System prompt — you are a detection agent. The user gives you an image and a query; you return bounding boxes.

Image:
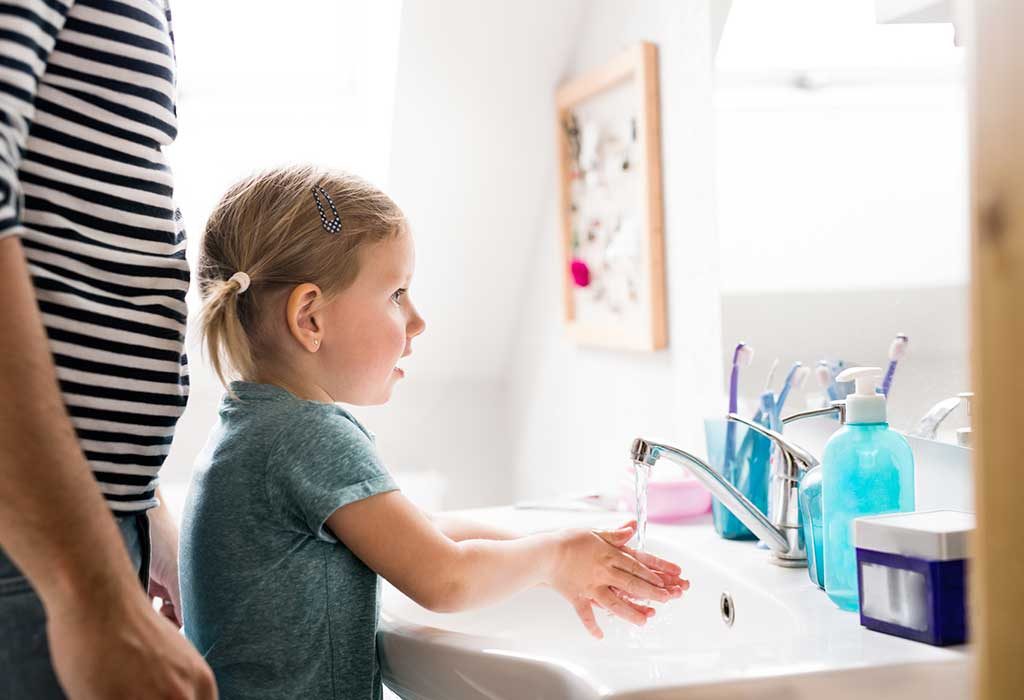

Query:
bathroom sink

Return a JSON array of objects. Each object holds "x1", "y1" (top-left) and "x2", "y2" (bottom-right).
[{"x1": 379, "y1": 507, "x2": 969, "y2": 699}]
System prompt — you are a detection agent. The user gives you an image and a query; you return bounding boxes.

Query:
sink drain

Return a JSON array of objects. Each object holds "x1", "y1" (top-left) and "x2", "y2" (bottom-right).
[{"x1": 720, "y1": 592, "x2": 735, "y2": 628}]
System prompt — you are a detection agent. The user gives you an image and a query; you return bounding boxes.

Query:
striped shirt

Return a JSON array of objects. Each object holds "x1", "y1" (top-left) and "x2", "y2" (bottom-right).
[{"x1": 0, "y1": 0, "x2": 187, "y2": 512}]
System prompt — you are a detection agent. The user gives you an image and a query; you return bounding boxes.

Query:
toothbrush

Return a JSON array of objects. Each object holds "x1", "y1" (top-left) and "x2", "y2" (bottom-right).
[
  {"x1": 751, "y1": 359, "x2": 779, "y2": 425},
  {"x1": 726, "y1": 342, "x2": 755, "y2": 463},
  {"x1": 816, "y1": 361, "x2": 838, "y2": 403},
  {"x1": 881, "y1": 333, "x2": 909, "y2": 396},
  {"x1": 740, "y1": 359, "x2": 777, "y2": 476},
  {"x1": 776, "y1": 363, "x2": 810, "y2": 419},
  {"x1": 753, "y1": 360, "x2": 779, "y2": 551},
  {"x1": 759, "y1": 389, "x2": 778, "y2": 432},
  {"x1": 764, "y1": 358, "x2": 779, "y2": 395}
]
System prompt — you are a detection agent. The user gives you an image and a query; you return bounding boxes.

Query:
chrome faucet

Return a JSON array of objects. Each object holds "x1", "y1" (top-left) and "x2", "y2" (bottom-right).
[
  {"x1": 631, "y1": 413, "x2": 821, "y2": 567},
  {"x1": 910, "y1": 392, "x2": 974, "y2": 446}
]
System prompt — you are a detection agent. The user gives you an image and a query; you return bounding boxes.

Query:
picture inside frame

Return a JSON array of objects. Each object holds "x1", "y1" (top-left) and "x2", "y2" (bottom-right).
[{"x1": 557, "y1": 42, "x2": 666, "y2": 351}]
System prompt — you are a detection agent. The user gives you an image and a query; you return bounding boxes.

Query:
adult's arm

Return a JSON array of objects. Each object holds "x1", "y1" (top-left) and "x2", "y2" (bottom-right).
[
  {"x1": 0, "y1": 3, "x2": 214, "y2": 696},
  {"x1": 0, "y1": 237, "x2": 216, "y2": 699}
]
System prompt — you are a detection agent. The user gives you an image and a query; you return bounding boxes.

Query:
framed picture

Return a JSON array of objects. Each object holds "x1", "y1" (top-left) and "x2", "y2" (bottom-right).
[{"x1": 556, "y1": 41, "x2": 667, "y2": 351}]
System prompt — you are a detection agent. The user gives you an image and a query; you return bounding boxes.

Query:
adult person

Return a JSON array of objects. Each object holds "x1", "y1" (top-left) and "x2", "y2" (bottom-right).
[{"x1": 0, "y1": 1, "x2": 215, "y2": 697}]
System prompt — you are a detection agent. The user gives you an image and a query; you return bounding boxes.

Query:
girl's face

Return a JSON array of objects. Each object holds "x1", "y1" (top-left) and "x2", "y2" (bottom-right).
[{"x1": 317, "y1": 230, "x2": 425, "y2": 405}]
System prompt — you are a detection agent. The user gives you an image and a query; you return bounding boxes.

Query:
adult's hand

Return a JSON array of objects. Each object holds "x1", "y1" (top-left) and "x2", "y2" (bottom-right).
[{"x1": 48, "y1": 589, "x2": 217, "y2": 700}]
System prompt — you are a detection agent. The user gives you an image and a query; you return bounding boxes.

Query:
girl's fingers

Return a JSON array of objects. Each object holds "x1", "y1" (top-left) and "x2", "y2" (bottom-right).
[
  {"x1": 659, "y1": 573, "x2": 690, "y2": 590},
  {"x1": 595, "y1": 587, "x2": 648, "y2": 626},
  {"x1": 610, "y1": 569, "x2": 675, "y2": 602},
  {"x1": 573, "y1": 598, "x2": 604, "y2": 639},
  {"x1": 622, "y1": 545, "x2": 682, "y2": 576},
  {"x1": 609, "y1": 587, "x2": 656, "y2": 618},
  {"x1": 613, "y1": 551, "x2": 666, "y2": 589},
  {"x1": 595, "y1": 521, "x2": 636, "y2": 546}
]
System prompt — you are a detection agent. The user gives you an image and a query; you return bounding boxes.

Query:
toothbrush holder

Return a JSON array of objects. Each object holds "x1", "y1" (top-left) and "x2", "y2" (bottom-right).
[{"x1": 704, "y1": 417, "x2": 772, "y2": 540}]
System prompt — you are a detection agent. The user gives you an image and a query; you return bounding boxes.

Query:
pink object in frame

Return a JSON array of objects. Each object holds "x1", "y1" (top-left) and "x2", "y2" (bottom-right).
[{"x1": 570, "y1": 258, "x2": 591, "y2": 287}]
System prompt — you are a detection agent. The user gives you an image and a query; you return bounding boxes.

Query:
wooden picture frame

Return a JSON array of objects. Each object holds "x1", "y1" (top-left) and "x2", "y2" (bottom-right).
[{"x1": 555, "y1": 42, "x2": 667, "y2": 351}]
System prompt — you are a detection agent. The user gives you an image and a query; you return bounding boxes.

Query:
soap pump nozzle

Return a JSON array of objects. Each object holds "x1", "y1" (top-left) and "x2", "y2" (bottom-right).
[{"x1": 835, "y1": 367, "x2": 887, "y2": 424}]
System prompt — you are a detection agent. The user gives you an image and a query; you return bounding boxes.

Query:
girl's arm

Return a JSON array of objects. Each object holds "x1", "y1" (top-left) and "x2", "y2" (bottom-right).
[
  {"x1": 426, "y1": 512, "x2": 518, "y2": 541},
  {"x1": 327, "y1": 491, "x2": 687, "y2": 637}
]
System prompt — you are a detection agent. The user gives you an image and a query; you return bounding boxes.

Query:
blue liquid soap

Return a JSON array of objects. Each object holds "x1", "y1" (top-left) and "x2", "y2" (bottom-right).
[{"x1": 822, "y1": 367, "x2": 914, "y2": 612}]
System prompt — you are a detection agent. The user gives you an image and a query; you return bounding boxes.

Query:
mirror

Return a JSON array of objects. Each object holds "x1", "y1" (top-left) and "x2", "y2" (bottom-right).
[{"x1": 713, "y1": 1, "x2": 969, "y2": 438}]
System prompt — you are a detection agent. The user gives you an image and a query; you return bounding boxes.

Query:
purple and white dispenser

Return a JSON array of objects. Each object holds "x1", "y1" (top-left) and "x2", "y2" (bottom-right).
[{"x1": 854, "y1": 510, "x2": 973, "y2": 646}]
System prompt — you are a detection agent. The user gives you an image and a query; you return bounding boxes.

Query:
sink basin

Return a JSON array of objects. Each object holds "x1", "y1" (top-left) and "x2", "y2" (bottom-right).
[{"x1": 379, "y1": 507, "x2": 969, "y2": 699}]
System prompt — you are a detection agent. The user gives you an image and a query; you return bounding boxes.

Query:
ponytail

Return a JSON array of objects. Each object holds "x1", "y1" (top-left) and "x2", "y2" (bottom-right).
[{"x1": 198, "y1": 275, "x2": 254, "y2": 392}]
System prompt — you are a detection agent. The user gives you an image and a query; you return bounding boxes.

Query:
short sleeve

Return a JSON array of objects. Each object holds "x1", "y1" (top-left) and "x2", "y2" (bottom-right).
[
  {"x1": 265, "y1": 404, "x2": 399, "y2": 542},
  {"x1": 0, "y1": 1, "x2": 73, "y2": 239}
]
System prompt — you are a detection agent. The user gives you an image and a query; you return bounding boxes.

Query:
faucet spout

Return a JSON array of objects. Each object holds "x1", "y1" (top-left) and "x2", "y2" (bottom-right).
[{"x1": 631, "y1": 438, "x2": 790, "y2": 555}]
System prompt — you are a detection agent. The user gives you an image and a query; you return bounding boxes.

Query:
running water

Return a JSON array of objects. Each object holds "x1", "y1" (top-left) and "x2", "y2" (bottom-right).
[
  {"x1": 634, "y1": 462, "x2": 651, "y2": 552},
  {"x1": 628, "y1": 461, "x2": 654, "y2": 646}
]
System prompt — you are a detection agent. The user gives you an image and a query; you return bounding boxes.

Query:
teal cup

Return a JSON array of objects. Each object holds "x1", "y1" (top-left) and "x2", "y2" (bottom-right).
[{"x1": 703, "y1": 417, "x2": 772, "y2": 540}]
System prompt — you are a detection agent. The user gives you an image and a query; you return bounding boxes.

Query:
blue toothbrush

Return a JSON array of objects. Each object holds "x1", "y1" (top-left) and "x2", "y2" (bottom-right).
[{"x1": 775, "y1": 362, "x2": 810, "y2": 420}]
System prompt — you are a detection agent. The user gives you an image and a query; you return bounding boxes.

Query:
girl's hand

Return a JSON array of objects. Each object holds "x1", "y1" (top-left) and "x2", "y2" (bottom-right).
[
  {"x1": 545, "y1": 521, "x2": 688, "y2": 639},
  {"x1": 148, "y1": 491, "x2": 183, "y2": 627}
]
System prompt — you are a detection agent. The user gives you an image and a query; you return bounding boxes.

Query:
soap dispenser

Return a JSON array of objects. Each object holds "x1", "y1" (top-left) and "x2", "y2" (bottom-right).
[{"x1": 821, "y1": 367, "x2": 915, "y2": 612}]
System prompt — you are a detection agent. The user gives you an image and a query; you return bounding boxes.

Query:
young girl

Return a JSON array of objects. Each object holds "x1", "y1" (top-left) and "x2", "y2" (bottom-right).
[{"x1": 179, "y1": 165, "x2": 688, "y2": 699}]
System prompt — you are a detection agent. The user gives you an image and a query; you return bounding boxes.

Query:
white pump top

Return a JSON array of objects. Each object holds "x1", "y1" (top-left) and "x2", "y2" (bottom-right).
[{"x1": 836, "y1": 366, "x2": 887, "y2": 424}]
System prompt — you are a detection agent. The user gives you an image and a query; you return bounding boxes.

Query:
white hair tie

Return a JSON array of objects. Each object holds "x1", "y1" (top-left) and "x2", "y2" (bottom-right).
[{"x1": 229, "y1": 271, "x2": 251, "y2": 294}]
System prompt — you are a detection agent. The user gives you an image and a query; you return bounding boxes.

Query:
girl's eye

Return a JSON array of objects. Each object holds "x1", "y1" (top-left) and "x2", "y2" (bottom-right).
[{"x1": 391, "y1": 288, "x2": 407, "y2": 303}]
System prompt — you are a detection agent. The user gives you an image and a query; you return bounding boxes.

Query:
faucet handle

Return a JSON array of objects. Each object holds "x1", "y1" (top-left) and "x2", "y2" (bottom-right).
[{"x1": 726, "y1": 413, "x2": 819, "y2": 471}]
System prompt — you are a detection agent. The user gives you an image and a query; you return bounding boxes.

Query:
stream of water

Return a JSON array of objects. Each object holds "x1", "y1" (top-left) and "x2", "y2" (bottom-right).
[{"x1": 634, "y1": 462, "x2": 651, "y2": 553}]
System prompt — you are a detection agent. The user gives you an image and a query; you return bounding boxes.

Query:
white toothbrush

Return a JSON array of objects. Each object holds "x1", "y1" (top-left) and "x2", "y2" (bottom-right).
[
  {"x1": 752, "y1": 359, "x2": 779, "y2": 425},
  {"x1": 776, "y1": 364, "x2": 810, "y2": 418},
  {"x1": 816, "y1": 361, "x2": 838, "y2": 403}
]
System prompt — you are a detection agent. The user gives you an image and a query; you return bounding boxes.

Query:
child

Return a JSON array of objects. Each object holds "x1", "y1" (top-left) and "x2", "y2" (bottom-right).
[{"x1": 179, "y1": 165, "x2": 688, "y2": 699}]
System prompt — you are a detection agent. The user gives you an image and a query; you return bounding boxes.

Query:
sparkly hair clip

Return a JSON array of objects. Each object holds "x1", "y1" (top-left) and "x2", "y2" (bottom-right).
[{"x1": 311, "y1": 184, "x2": 342, "y2": 234}]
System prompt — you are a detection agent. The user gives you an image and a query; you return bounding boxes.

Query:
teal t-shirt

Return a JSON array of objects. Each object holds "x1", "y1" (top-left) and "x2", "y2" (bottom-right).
[{"x1": 180, "y1": 381, "x2": 399, "y2": 699}]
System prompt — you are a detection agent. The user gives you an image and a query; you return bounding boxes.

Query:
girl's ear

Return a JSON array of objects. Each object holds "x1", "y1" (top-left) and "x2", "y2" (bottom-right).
[{"x1": 285, "y1": 283, "x2": 323, "y2": 352}]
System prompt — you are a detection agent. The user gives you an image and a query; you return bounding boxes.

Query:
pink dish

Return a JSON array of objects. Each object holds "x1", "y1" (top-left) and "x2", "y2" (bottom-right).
[{"x1": 617, "y1": 467, "x2": 712, "y2": 523}]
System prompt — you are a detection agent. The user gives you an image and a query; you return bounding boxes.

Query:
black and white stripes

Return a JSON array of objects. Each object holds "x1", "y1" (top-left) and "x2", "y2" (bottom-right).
[{"x1": 1, "y1": 0, "x2": 187, "y2": 512}]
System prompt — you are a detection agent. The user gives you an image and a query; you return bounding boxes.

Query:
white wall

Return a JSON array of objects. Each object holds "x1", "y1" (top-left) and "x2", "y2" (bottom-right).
[
  {"x1": 508, "y1": 0, "x2": 725, "y2": 500},
  {"x1": 161, "y1": 1, "x2": 590, "y2": 509},
  {"x1": 372, "y1": 0, "x2": 588, "y2": 507},
  {"x1": 715, "y1": 82, "x2": 968, "y2": 294},
  {"x1": 713, "y1": 3, "x2": 968, "y2": 296}
]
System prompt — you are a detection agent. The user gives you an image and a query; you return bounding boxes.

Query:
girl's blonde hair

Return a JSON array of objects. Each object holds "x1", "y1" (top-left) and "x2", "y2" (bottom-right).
[{"x1": 197, "y1": 165, "x2": 407, "y2": 388}]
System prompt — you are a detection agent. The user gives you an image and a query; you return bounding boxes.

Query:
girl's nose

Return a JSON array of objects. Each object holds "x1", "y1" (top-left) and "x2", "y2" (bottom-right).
[{"x1": 408, "y1": 305, "x2": 426, "y2": 338}]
